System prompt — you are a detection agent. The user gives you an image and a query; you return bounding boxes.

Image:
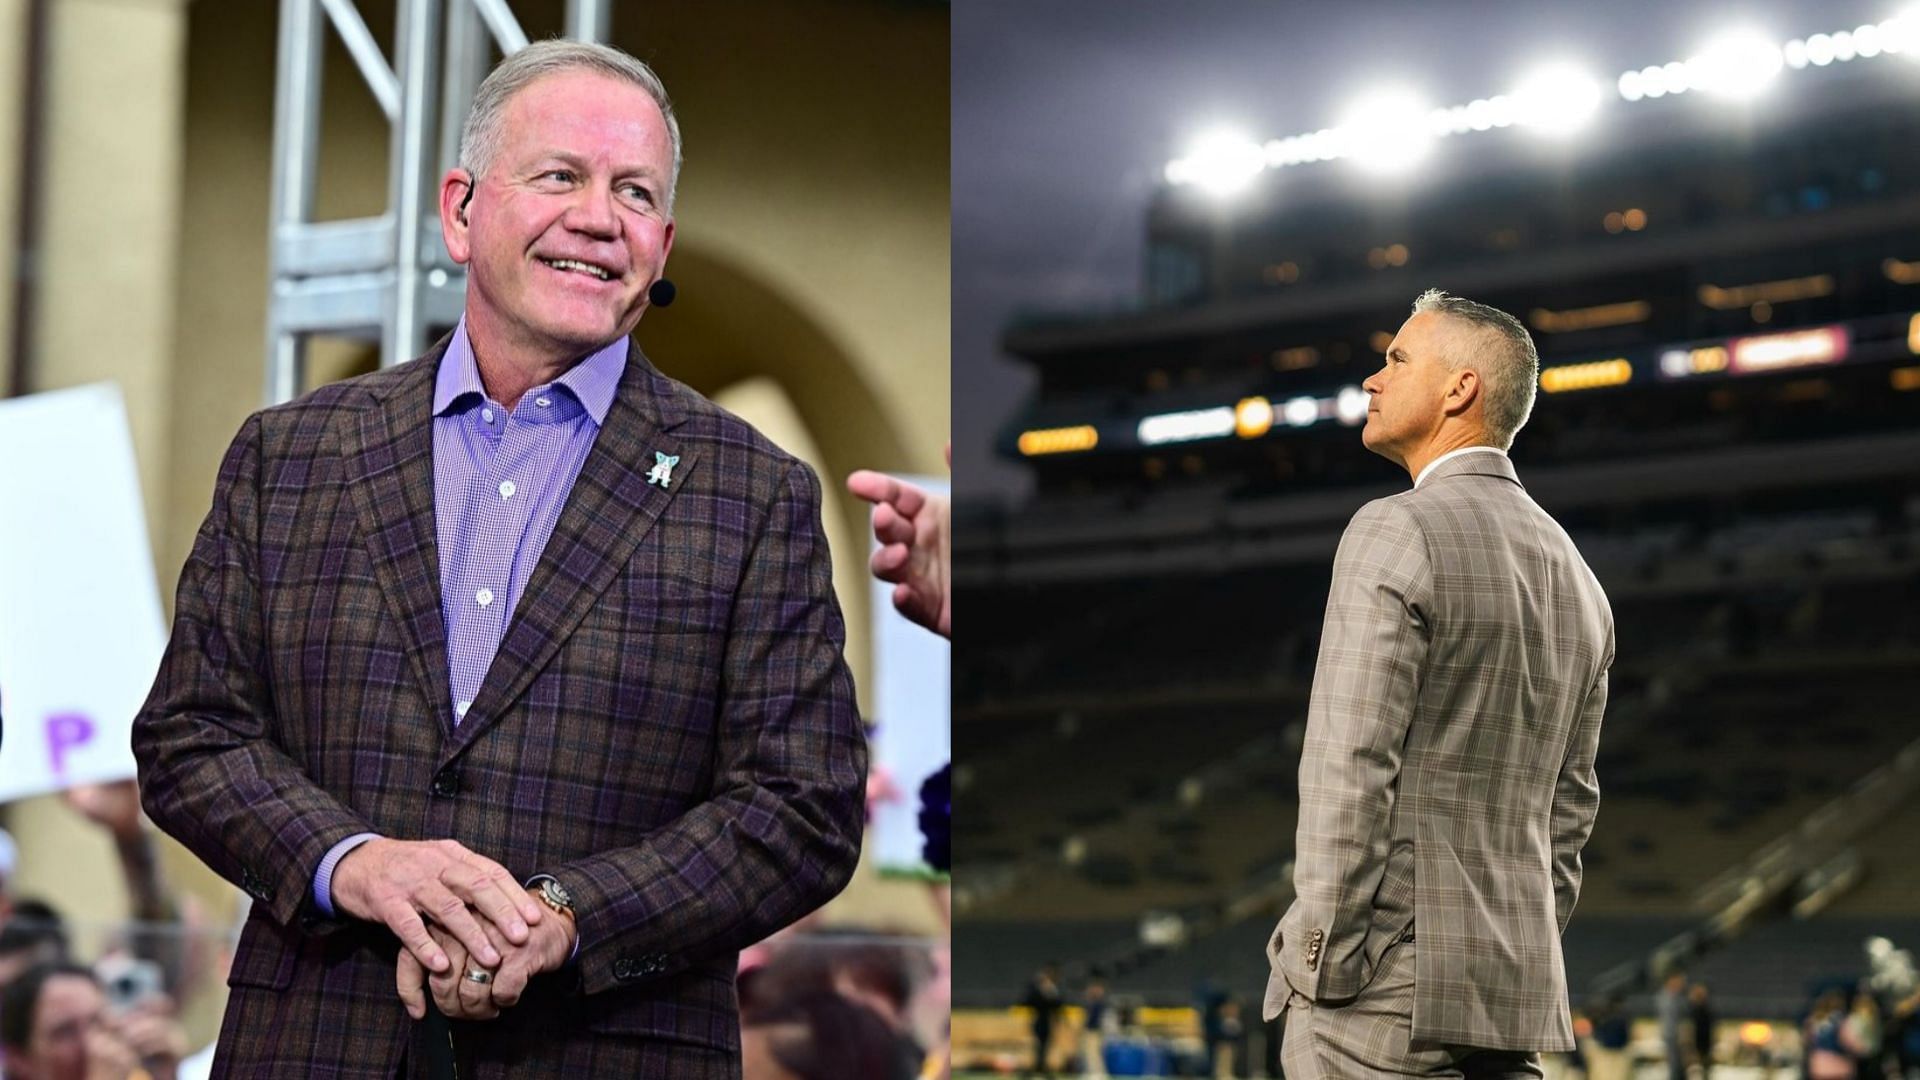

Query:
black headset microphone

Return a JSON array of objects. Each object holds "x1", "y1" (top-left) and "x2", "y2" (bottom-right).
[{"x1": 456, "y1": 183, "x2": 676, "y2": 308}]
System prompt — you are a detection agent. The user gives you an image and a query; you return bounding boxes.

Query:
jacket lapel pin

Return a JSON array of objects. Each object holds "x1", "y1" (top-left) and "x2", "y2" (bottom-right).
[{"x1": 647, "y1": 451, "x2": 679, "y2": 489}]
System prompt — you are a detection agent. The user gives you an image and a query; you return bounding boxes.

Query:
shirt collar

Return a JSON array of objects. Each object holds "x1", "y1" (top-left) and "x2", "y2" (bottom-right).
[
  {"x1": 432, "y1": 317, "x2": 627, "y2": 425},
  {"x1": 1413, "y1": 445, "x2": 1508, "y2": 489}
]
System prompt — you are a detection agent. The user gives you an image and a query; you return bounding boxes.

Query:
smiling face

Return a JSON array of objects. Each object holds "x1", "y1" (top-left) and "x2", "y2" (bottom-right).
[
  {"x1": 1361, "y1": 310, "x2": 1474, "y2": 469},
  {"x1": 442, "y1": 69, "x2": 676, "y2": 365}
]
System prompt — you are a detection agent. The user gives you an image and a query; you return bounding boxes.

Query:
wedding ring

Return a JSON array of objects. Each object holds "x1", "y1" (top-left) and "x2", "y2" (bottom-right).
[{"x1": 464, "y1": 968, "x2": 493, "y2": 985}]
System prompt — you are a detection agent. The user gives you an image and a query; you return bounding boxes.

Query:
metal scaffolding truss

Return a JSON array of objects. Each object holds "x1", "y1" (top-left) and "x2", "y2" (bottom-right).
[{"x1": 264, "y1": 0, "x2": 611, "y2": 404}]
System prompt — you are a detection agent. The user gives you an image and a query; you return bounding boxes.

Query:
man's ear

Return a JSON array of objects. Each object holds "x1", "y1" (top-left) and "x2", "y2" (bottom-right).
[
  {"x1": 1446, "y1": 367, "x2": 1481, "y2": 418},
  {"x1": 438, "y1": 169, "x2": 476, "y2": 264}
]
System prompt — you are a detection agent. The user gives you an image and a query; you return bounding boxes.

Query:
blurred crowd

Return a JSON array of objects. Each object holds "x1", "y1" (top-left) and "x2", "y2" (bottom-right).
[
  {"x1": 1801, "y1": 981, "x2": 1920, "y2": 1080},
  {"x1": 0, "y1": 776, "x2": 950, "y2": 1080},
  {"x1": 1571, "y1": 956, "x2": 1920, "y2": 1080},
  {"x1": 742, "y1": 921, "x2": 951, "y2": 1080},
  {"x1": 1003, "y1": 969, "x2": 1248, "y2": 1079},
  {"x1": 0, "y1": 780, "x2": 208, "y2": 1080}
]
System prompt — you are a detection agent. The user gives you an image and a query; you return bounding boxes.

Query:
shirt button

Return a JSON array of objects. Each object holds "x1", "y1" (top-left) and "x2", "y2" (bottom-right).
[
  {"x1": 499, "y1": 480, "x2": 517, "y2": 500},
  {"x1": 481, "y1": 408, "x2": 495, "y2": 423},
  {"x1": 535, "y1": 396, "x2": 552, "y2": 408},
  {"x1": 476, "y1": 588, "x2": 494, "y2": 607},
  {"x1": 455, "y1": 701, "x2": 471, "y2": 718}
]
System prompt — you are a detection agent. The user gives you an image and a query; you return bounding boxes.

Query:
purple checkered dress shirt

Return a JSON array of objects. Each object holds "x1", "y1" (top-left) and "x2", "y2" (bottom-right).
[{"x1": 312, "y1": 319, "x2": 627, "y2": 914}]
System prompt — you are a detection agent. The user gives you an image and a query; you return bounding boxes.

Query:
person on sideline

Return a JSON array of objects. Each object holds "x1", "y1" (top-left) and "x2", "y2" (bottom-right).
[{"x1": 1264, "y1": 290, "x2": 1613, "y2": 1079}]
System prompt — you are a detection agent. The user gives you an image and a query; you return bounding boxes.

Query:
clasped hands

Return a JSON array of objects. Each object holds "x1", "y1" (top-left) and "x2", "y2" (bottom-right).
[{"x1": 331, "y1": 838, "x2": 577, "y2": 1021}]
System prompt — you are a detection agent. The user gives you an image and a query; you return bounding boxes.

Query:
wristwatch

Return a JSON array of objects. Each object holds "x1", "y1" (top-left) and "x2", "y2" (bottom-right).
[{"x1": 528, "y1": 875, "x2": 575, "y2": 921}]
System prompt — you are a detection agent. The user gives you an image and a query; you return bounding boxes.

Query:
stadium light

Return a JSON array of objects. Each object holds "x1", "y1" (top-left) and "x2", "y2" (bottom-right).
[
  {"x1": 1335, "y1": 386, "x2": 1370, "y2": 426},
  {"x1": 1165, "y1": 15, "x2": 1916, "y2": 186},
  {"x1": 1511, "y1": 63, "x2": 1603, "y2": 136},
  {"x1": 1730, "y1": 326, "x2": 1847, "y2": 373},
  {"x1": 1235, "y1": 397, "x2": 1274, "y2": 439},
  {"x1": 1335, "y1": 88, "x2": 1435, "y2": 175},
  {"x1": 1167, "y1": 129, "x2": 1267, "y2": 197},
  {"x1": 1540, "y1": 358, "x2": 1633, "y2": 393},
  {"x1": 1282, "y1": 395, "x2": 1320, "y2": 427},
  {"x1": 1138, "y1": 406, "x2": 1237, "y2": 446},
  {"x1": 1888, "y1": 9, "x2": 1920, "y2": 56},
  {"x1": 1018, "y1": 425, "x2": 1099, "y2": 457},
  {"x1": 1687, "y1": 30, "x2": 1784, "y2": 99}
]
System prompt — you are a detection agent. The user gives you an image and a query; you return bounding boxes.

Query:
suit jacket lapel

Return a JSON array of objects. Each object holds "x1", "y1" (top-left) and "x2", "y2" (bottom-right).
[
  {"x1": 447, "y1": 343, "x2": 694, "y2": 761},
  {"x1": 340, "y1": 349, "x2": 456, "y2": 738}
]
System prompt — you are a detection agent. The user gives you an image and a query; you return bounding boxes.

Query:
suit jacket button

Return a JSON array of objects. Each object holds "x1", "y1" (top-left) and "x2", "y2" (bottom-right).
[
  {"x1": 613, "y1": 958, "x2": 636, "y2": 980},
  {"x1": 241, "y1": 868, "x2": 274, "y2": 902},
  {"x1": 431, "y1": 770, "x2": 460, "y2": 797}
]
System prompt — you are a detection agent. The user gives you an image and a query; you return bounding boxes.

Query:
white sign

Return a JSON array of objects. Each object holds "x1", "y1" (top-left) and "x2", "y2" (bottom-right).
[
  {"x1": 0, "y1": 384, "x2": 161, "y2": 802},
  {"x1": 868, "y1": 476, "x2": 951, "y2": 878}
]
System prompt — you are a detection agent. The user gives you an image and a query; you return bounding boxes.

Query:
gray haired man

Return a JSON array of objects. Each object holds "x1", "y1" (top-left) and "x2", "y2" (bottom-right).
[
  {"x1": 135, "y1": 39, "x2": 865, "y2": 1079},
  {"x1": 1264, "y1": 290, "x2": 1613, "y2": 1078}
]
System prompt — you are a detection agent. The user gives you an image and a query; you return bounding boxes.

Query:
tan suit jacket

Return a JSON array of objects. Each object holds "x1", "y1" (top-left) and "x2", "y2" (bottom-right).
[{"x1": 1264, "y1": 450, "x2": 1612, "y2": 1054}]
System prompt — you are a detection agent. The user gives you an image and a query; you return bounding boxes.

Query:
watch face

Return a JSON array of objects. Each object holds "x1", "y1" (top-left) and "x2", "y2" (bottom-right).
[{"x1": 545, "y1": 878, "x2": 574, "y2": 908}]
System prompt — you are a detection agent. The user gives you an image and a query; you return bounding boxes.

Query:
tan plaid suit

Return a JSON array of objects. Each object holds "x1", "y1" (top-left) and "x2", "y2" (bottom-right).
[{"x1": 1263, "y1": 450, "x2": 1612, "y2": 1076}]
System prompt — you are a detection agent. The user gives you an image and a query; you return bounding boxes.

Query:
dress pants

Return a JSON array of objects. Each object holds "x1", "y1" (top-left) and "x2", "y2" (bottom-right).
[{"x1": 1280, "y1": 937, "x2": 1544, "y2": 1080}]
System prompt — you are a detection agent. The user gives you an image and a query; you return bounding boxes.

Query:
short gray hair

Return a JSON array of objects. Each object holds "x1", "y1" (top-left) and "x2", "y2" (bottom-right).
[
  {"x1": 1410, "y1": 288, "x2": 1539, "y2": 449},
  {"x1": 459, "y1": 40, "x2": 683, "y2": 211}
]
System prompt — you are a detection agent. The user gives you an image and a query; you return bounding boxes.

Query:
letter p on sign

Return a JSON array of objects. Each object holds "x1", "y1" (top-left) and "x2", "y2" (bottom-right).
[{"x1": 45, "y1": 712, "x2": 94, "y2": 778}]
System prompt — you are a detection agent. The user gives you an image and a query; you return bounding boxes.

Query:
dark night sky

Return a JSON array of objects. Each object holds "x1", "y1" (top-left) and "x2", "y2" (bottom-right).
[{"x1": 952, "y1": 0, "x2": 1887, "y2": 502}]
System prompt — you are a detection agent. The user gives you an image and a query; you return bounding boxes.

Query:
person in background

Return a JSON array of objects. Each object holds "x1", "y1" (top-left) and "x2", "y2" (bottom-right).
[
  {"x1": 1689, "y1": 981, "x2": 1717, "y2": 1078},
  {"x1": 1213, "y1": 998, "x2": 1244, "y2": 1079},
  {"x1": 1890, "y1": 983, "x2": 1920, "y2": 1077},
  {"x1": 60, "y1": 783, "x2": 182, "y2": 992},
  {"x1": 1845, "y1": 991, "x2": 1884, "y2": 1080},
  {"x1": 1582, "y1": 993, "x2": 1632, "y2": 1080},
  {"x1": 0, "y1": 906, "x2": 70, "y2": 992},
  {"x1": 1658, "y1": 970, "x2": 1690, "y2": 1080},
  {"x1": 850, "y1": 445, "x2": 952, "y2": 1080},
  {"x1": 741, "y1": 991, "x2": 913, "y2": 1080},
  {"x1": 0, "y1": 831, "x2": 17, "y2": 926},
  {"x1": 0, "y1": 960, "x2": 185, "y2": 1080},
  {"x1": 1807, "y1": 990, "x2": 1857, "y2": 1080},
  {"x1": 1022, "y1": 964, "x2": 1063, "y2": 1079},
  {"x1": 737, "y1": 934, "x2": 931, "y2": 1078},
  {"x1": 1079, "y1": 979, "x2": 1109, "y2": 1079},
  {"x1": 1198, "y1": 983, "x2": 1227, "y2": 1077},
  {"x1": 846, "y1": 445, "x2": 950, "y2": 641}
]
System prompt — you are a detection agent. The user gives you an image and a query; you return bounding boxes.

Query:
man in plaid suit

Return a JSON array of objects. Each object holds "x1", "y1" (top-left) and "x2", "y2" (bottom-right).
[
  {"x1": 133, "y1": 42, "x2": 867, "y2": 1078},
  {"x1": 1264, "y1": 290, "x2": 1613, "y2": 1078}
]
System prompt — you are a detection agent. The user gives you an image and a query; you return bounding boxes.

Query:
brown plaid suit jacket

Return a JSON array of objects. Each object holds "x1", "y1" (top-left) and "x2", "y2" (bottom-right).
[
  {"x1": 1263, "y1": 451, "x2": 1612, "y2": 1056},
  {"x1": 133, "y1": 337, "x2": 868, "y2": 1078}
]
